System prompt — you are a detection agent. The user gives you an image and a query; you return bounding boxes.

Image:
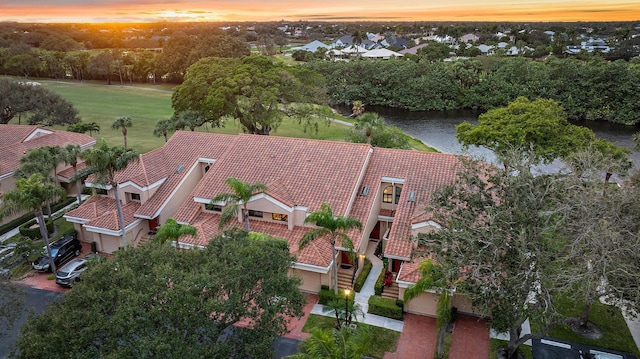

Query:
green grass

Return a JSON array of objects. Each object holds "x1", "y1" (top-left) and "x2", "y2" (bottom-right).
[
  {"x1": 302, "y1": 314, "x2": 400, "y2": 358},
  {"x1": 489, "y1": 339, "x2": 533, "y2": 359},
  {"x1": 543, "y1": 297, "x2": 640, "y2": 357}
]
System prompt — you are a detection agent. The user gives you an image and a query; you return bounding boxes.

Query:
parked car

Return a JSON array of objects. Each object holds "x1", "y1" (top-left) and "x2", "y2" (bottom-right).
[
  {"x1": 32, "y1": 236, "x2": 82, "y2": 272},
  {"x1": 55, "y1": 258, "x2": 87, "y2": 287}
]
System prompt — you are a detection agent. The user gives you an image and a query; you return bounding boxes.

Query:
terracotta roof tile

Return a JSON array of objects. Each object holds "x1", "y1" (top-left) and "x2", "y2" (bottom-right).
[
  {"x1": 65, "y1": 196, "x2": 140, "y2": 231},
  {"x1": 85, "y1": 200, "x2": 141, "y2": 231},
  {"x1": 0, "y1": 124, "x2": 95, "y2": 177},
  {"x1": 180, "y1": 212, "x2": 334, "y2": 267}
]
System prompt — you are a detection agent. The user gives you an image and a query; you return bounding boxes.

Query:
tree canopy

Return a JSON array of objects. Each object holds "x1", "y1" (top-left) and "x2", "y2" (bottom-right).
[
  {"x1": 346, "y1": 112, "x2": 410, "y2": 149},
  {"x1": 15, "y1": 230, "x2": 305, "y2": 358},
  {"x1": 172, "y1": 56, "x2": 328, "y2": 135},
  {"x1": 456, "y1": 97, "x2": 595, "y2": 166},
  {"x1": 0, "y1": 79, "x2": 80, "y2": 126}
]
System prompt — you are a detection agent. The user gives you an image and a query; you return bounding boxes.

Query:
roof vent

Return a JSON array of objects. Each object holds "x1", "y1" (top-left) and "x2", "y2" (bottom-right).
[
  {"x1": 175, "y1": 164, "x2": 185, "y2": 174},
  {"x1": 360, "y1": 186, "x2": 369, "y2": 196},
  {"x1": 408, "y1": 191, "x2": 416, "y2": 202}
]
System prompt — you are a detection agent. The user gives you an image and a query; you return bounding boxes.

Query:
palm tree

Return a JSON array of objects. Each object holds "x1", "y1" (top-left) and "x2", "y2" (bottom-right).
[
  {"x1": 14, "y1": 146, "x2": 64, "y2": 219},
  {"x1": 154, "y1": 218, "x2": 197, "y2": 250},
  {"x1": 289, "y1": 326, "x2": 372, "y2": 359},
  {"x1": 111, "y1": 116, "x2": 133, "y2": 149},
  {"x1": 212, "y1": 177, "x2": 268, "y2": 232},
  {"x1": 351, "y1": 100, "x2": 365, "y2": 118},
  {"x1": 153, "y1": 118, "x2": 173, "y2": 142},
  {"x1": 171, "y1": 110, "x2": 203, "y2": 132},
  {"x1": 0, "y1": 174, "x2": 65, "y2": 275},
  {"x1": 353, "y1": 112, "x2": 384, "y2": 145},
  {"x1": 300, "y1": 203, "x2": 362, "y2": 295},
  {"x1": 351, "y1": 30, "x2": 368, "y2": 55},
  {"x1": 75, "y1": 140, "x2": 139, "y2": 249},
  {"x1": 61, "y1": 144, "x2": 84, "y2": 204}
]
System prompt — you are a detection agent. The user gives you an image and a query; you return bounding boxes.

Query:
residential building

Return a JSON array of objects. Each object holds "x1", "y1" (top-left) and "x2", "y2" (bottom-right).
[
  {"x1": 63, "y1": 131, "x2": 477, "y2": 317},
  {"x1": 0, "y1": 124, "x2": 95, "y2": 225}
]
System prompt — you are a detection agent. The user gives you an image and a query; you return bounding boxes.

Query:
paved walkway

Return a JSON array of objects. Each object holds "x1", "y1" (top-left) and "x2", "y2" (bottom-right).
[
  {"x1": 450, "y1": 315, "x2": 490, "y2": 359},
  {"x1": 284, "y1": 294, "x2": 318, "y2": 340},
  {"x1": 384, "y1": 314, "x2": 437, "y2": 359}
]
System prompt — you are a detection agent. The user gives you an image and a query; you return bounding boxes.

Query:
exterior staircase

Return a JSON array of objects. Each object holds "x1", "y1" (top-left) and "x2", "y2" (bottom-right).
[
  {"x1": 381, "y1": 282, "x2": 400, "y2": 300},
  {"x1": 337, "y1": 268, "x2": 355, "y2": 289}
]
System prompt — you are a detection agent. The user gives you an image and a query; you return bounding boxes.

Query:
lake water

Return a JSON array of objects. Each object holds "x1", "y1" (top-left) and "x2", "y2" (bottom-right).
[{"x1": 335, "y1": 105, "x2": 640, "y2": 173}]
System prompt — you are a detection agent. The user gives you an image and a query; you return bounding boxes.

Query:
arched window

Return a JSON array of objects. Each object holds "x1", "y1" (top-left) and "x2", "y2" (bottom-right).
[
  {"x1": 383, "y1": 185, "x2": 402, "y2": 204},
  {"x1": 383, "y1": 186, "x2": 394, "y2": 203}
]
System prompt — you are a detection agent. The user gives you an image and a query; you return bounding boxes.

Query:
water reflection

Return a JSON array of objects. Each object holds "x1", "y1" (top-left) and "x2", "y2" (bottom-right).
[{"x1": 335, "y1": 105, "x2": 640, "y2": 173}]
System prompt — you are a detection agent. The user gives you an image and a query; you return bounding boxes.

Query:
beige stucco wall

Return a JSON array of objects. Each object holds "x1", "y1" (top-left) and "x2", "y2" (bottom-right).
[
  {"x1": 452, "y1": 294, "x2": 487, "y2": 317},
  {"x1": 156, "y1": 164, "x2": 203, "y2": 223},
  {"x1": 289, "y1": 268, "x2": 330, "y2": 293},
  {"x1": 83, "y1": 223, "x2": 144, "y2": 254},
  {"x1": 399, "y1": 287, "x2": 439, "y2": 317}
]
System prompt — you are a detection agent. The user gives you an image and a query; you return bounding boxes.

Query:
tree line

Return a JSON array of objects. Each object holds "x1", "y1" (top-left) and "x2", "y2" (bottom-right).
[{"x1": 305, "y1": 56, "x2": 640, "y2": 125}]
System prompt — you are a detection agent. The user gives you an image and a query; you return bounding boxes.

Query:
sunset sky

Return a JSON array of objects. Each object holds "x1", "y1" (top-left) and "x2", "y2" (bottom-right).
[{"x1": 1, "y1": 0, "x2": 639, "y2": 23}]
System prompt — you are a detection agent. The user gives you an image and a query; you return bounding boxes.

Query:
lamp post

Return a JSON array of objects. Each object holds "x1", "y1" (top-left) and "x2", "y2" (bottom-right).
[{"x1": 344, "y1": 288, "x2": 351, "y2": 327}]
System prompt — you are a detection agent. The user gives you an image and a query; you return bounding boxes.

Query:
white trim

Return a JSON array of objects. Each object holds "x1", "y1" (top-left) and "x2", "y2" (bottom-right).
[
  {"x1": 0, "y1": 172, "x2": 13, "y2": 181},
  {"x1": 381, "y1": 176, "x2": 405, "y2": 184},
  {"x1": 294, "y1": 205, "x2": 308, "y2": 212},
  {"x1": 384, "y1": 253, "x2": 411, "y2": 261},
  {"x1": 396, "y1": 279, "x2": 438, "y2": 292},
  {"x1": 23, "y1": 128, "x2": 53, "y2": 142},
  {"x1": 195, "y1": 193, "x2": 293, "y2": 213},
  {"x1": 411, "y1": 220, "x2": 441, "y2": 230},
  {"x1": 198, "y1": 157, "x2": 216, "y2": 164},
  {"x1": 84, "y1": 182, "x2": 112, "y2": 190},
  {"x1": 80, "y1": 140, "x2": 97, "y2": 150},
  {"x1": 292, "y1": 262, "x2": 331, "y2": 274},
  {"x1": 136, "y1": 161, "x2": 201, "y2": 219},
  {"x1": 378, "y1": 215, "x2": 394, "y2": 222},
  {"x1": 540, "y1": 339, "x2": 571, "y2": 349},
  {"x1": 119, "y1": 177, "x2": 166, "y2": 192},
  {"x1": 344, "y1": 147, "x2": 373, "y2": 216},
  {"x1": 84, "y1": 219, "x2": 142, "y2": 236},
  {"x1": 62, "y1": 215, "x2": 90, "y2": 224}
]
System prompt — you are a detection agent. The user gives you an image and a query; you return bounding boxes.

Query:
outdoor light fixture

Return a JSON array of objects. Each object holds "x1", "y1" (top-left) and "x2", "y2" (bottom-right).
[{"x1": 344, "y1": 288, "x2": 351, "y2": 327}]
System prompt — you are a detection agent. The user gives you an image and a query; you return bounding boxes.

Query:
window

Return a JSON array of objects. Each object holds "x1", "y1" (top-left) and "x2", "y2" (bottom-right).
[
  {"x1": 382, "y1": 185, "x2": 402, "y2": 204},
  {"x1": 130, "y1": 193, "x2": 141, "y2": 201},
  {"x1": 248, "y1": 210, "x2": 263, "y2": 218},
  {"x1": 272, "y1": 213, "x2": 288, "y2": 222},
  {"x1": 204, "y1": 165, "x2": 210, "y2": 173},
  {"x1": 95, "y1": 188, "x2": 107, "y2": 196},
  {"x1": 205, "y1": 203, "x2": 222, "y2": 212}
]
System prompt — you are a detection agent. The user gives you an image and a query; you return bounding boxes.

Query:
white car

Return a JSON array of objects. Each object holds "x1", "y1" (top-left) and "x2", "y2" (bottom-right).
[{"x1": 55, "y1": 258, "x2": 87, "y2": 287}]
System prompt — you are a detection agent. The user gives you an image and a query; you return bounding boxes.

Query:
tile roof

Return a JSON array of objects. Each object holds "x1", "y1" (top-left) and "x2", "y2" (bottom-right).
[
  {"x1": 0, "y1": 124, "x2": 95, "y2": 177},
  {"x1": 349, "y1": 148, "x2": 460, "y2": 259},
  {"x1": 181, "y1": 212, "x2": 334, "y2": 267},
  {"x1": 189, "y1": 135, "x2": 372, "y2": 216},
  {"x1": 65, "y1": 196, "x2": 140, "y2": 231}
]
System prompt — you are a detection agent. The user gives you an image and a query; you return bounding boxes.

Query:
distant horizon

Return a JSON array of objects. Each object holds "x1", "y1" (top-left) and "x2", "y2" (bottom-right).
[{"x1": 1, "y1": 1, "x2": 640, "y2": 24}]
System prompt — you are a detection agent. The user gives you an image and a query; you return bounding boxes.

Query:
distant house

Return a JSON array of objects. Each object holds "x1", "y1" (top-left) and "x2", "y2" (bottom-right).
[
  {"x1": 399, "y1": 43, "x2": 429, "y2": 55},
  {"x1": 361, "y1": 48, "x2": 404, "y2": 59},
  {"x1": 458, "y1": 33, "x2": 479, "y2": 43},
  {"x1": 290, "y1": 40, "x2": 331, "y2": 52},
  {"x1": 476, "y1": 44, "x2": 495, "y2": 55}
]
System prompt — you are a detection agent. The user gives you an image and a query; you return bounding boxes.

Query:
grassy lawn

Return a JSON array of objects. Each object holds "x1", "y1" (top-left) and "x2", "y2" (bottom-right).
[
  {"x1": 543, "y1": 296, "x2": 640, "y2": 357},
  {"x1": 302, "y1": 314, "x2": 400, "y2": 358}
]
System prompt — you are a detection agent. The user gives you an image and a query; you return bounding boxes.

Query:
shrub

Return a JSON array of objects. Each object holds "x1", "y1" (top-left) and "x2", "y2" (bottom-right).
[
  {"x1": 0, "y1": 212, "x2": 35, "y2": 236},
  {"x1": 318, "y1": 288, "x2": 339, "y2": 305},
  {"x1": 49, "y1": 196, "x2": 76, "y2": 214},
  {"x1": 354, "y1": 258, "x2": 372, "y2": 292},
  {"x1": 375, "y1": 268, "x2": 386, "y2": 295},
  {"x1": 368, "y1": 295, "x2": 403, "y2": 320},
  {"x1": 62, "y1": 228, "x2": 78, "y2": 239},
  {"x1": 19, "y1": 219, "x2": 54, "y2": 240}
]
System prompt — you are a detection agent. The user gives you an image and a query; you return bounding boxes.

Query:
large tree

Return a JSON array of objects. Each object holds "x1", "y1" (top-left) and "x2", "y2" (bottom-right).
[
  {"x1": 0, "y1": 174, "x2": 65, "y2": 275},
  {"x1": 456, "y1": 97, "x2": 595, "y2": 167},
  {"x1": 212, "y1": 177, "x2": 268, "y2": 232},
  {"x1": 0, "y1": 78, "x2": 80, "y2": 126},
  {"x1": 423, "y1": 156, "x2": 566, "y2": 358},
  {"x1": 299, "y1": 203, "x2": 362, "y2": 295},
  {"x1": 75, "y1": 140, "x2": 139, "y2": 249},
  {"x1": 14, "y1": 230, "x2": 305, "y2": 358},
  {"x1": 172, "y1": 56, "x2": 328, "y2": 135}
]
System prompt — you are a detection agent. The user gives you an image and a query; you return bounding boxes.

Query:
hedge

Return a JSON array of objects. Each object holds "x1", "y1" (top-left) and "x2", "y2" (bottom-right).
[
  {"x1": 0, "y1": 196, "x2": 76, "y2": 236},
  {"x1": 354, "y1": 258, "x2": 372, "y2": 292},
  {"x1": 368, "y1": 295, "x2": 403, "y2": 320},
  {"x1": 374, "y1": 268, "x2": 386, "y2": 295},
  {"x1": 19, "y1": 219, "x2": 55, "y2": 240},
  {"x1": 319, "y1": 288, "x2": 355, "y2": 305}
]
